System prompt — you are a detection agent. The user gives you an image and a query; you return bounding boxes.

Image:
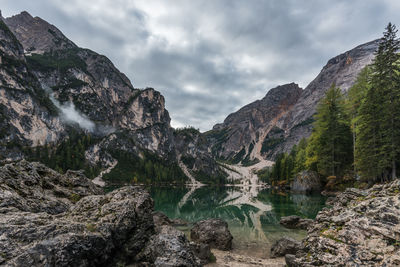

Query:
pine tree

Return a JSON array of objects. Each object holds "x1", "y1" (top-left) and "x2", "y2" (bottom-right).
[
  {"x1": 356, "y1": 23, "x2": 400, "y2": 181},
  {"x1": 306, "y1": 84, "x2": 353, "y2": 177},
  {"x1": 347, "y1": 66, "x2": 372, "y2": 174}
]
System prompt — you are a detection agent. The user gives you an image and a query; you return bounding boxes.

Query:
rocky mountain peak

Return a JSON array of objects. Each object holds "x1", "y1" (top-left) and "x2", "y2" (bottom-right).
[{"x1": 4, "y1": 11, "x2": 76, "y2": 54}]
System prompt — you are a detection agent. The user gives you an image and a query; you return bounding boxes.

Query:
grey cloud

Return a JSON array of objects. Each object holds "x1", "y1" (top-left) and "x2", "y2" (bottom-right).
[{"x1": 1, "y1": 0, "x2": 399, "y2": 130}]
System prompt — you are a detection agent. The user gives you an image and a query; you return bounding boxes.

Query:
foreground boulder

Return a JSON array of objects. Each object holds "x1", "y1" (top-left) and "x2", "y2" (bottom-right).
[
  {"x1": 0, "y1": 161, "x2": 204, "y2": 266},
  {"x1": 289, "y1": 180, "x2": 400, "y2": 266},
  {"x1": 191, "y1": 218, "x2": 233, "y2": 250},
  {"x1": 271, "y1": 237, "x2": 302, "y2": 257},
  {"x1": 291, "y1": 170, "x2": 321, "y2": 193},
  {"x1": 140, "y1": 225, "x2": 203, "y2": 266},
  {"x1": 280, "y1": 215, "x2": 313, "y2": 230}
]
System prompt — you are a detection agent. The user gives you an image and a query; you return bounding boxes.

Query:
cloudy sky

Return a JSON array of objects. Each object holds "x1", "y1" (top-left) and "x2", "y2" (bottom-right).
[{"x1": 1, "y1": 0, "x2": 400, "y2": 131}]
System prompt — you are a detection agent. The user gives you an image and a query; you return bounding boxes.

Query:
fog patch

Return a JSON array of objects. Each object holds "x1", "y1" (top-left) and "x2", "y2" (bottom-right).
[{"x1": 49, "y1": 93, "x2": 95, "y2": 132}]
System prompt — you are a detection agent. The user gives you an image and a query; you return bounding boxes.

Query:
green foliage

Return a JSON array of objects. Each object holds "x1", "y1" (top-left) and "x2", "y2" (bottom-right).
[
  {"x1": 305, "y1": 84, "x2": 353, "y2": 178},
  {"x1": 258, "y1": 138, "x2": 309, "y2": 185},
  {"x1": 181, "y1": 155, "x2": 196, "y2": 169},
  {"x1": 173, "y1": 126, "x2": 201, "y2": 140},
  {"x1": 32, "y1": 86, "x2": 59, "y2": 116},
  {"x1": 204, "y1": 128, "x2": 230, "y2": 157},
  {"x1": 261, "y1": 127, "x2": 285, "y2": 155},
  {"x1": 26, "y1": 131, "x2": 101, "y2": 178},
  {"x1": 231, "y1": 147, "x2": 246, "y2": 164},
  {"x1": 0, "y1": 20, "x2": 20, "y2": 48},
  {"x1": 26, "y1": 48, "x2": 88, "y2": 74},
  {"x1": 51, "y1": 78, "x2": 88, "y2": 91},
  {"x1": 192, "y1": 170, "x2": 227, "y2": 185},
  {"x1": 103, "y1": 150, "x2": 187, "y2": 185},
  {"x1": 355, "y1": 23, "x2": 400, "y2": 181}
]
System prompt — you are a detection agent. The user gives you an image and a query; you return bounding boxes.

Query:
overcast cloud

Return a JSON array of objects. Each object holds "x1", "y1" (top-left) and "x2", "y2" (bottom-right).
[{"x1": 1, "y1": 0, "x2": 400, "y2": 130}]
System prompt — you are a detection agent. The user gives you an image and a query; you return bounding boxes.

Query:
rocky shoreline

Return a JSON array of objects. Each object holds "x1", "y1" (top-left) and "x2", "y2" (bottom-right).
[
  {"x1": 2, "y1": 160, "x2": 399, "y2": 266},
  {"x1": 0, "y1": 161, "x2": 232, "y2": 266},
  {"x1": 285, "y1": 179, "x2": 400, "y2": 266}
]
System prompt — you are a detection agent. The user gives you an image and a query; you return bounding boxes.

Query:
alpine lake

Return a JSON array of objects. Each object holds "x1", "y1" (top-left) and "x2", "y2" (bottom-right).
[{"x1": 147, "y1": 185, "x2": 327, "y2": 258}]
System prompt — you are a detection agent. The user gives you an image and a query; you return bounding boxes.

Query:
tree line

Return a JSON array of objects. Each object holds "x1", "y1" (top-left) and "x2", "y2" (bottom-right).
[{"x1": 259, "y1": 23, "x2": 400, "y2": 187}]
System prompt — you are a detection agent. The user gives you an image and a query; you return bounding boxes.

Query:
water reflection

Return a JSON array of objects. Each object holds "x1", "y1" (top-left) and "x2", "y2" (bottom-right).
[{"x1": 149, "y1": 185, "x2": 326, "y2": 247}]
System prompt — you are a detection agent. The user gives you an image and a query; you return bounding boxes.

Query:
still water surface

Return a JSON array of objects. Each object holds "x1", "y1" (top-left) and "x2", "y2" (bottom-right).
[{"x1": 149, "y1": 186, "x2": 326, "y2": 257}]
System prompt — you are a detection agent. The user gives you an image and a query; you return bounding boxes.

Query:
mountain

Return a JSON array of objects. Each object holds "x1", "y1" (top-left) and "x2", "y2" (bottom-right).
[
  {"x1": 209, "y1": 40, "x2": 379, "y2": 162},
  {"x1": 206, "y1": 83, "x2": 302, "y2": 164},
  {"x1": 0, "y1": 11, "x2": 223, "y2": 184}
]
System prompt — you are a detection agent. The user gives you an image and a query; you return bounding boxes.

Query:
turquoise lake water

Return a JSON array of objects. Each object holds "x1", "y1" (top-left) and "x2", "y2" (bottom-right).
[{"x1": 149, "y1": 186, "x2": 326, "y2": 257}]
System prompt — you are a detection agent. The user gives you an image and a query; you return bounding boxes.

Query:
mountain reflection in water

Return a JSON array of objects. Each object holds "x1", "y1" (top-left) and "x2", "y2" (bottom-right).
[{"x1": 149, "y1": 185, "x2": 326, "y2": 247}]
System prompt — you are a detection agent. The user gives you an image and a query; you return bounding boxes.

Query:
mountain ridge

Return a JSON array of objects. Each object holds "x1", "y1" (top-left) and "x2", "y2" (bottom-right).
[
  {"x1": 208, "y1": 39, "x2": 380, "y2": 163},
  {"x1": 0, "y1": 10, "x2": 223, "y2": 184}
]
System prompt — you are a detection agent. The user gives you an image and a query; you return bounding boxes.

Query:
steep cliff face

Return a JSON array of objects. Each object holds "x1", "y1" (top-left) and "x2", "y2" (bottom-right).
[
  {"x1": 0, "y1": 11, "x2": 225, "y2": 184},
  {"x1": 174, "y1": 128, "x2": 226, "y2": 184},
  {"x1": 0, "y1": 11, "x2": 175, "y2": 158},
  {"x1": 273, "y1": 40, "x2": 379, "y2": 157},
  {"x1": 206, "y1": 83, "x2": 302, "y2": 163},
  {"x1": 209, "y1": 40, "x2": 379, "y2": 161},
  {"x1": 0, "y1": 18, "x2": 65, "y2": 161}
]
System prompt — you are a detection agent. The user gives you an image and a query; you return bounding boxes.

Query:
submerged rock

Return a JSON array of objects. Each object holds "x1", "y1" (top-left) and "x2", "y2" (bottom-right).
[
  {"x1": 289, "y1": 179, "x2": 400, "y2": 266},
  {"x1": 291, "y1": 170, "x2": 321, "y2": 193},
  {"x1": 190, "y1": 218, "x2": 233, "y2": 251},
  {"x1": 280, "y1": 215, "x2": 313, "y2": 230},
  {"x1": 271, "y1": 237, "x2": 303, "y2": 257}
]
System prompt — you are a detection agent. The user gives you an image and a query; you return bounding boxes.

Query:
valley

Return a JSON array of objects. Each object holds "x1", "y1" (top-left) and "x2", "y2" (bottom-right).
[{"x1": 1, "y1": 7, "x2": 400, "y2": 267}]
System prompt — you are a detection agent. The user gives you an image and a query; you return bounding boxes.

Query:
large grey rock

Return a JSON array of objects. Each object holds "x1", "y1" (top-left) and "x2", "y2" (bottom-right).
[
  {"x1": 190, "y1": 218, "x2": 233, "y2": 251},
  {"x1": 271, "y1": 237, "x2": 302, "y2": 257},
  {"x1": 280, "y1": 215, "x2": 313, "y2": 230},
  {"x1": 141, "y1": 225, "x2": 202, "y2": 267},
  {"x1": 0, "y1": 161, "x2": 208, "y2": 267},
  {"x1": 290, "y1": 179, "x2": 400, "y2": 266},
  {"x1": 291, "y1": 170, "x2": 321, "y2": 193},
  {"x1": 0, "y1": 161, "x2": 155, "y2": 266}
]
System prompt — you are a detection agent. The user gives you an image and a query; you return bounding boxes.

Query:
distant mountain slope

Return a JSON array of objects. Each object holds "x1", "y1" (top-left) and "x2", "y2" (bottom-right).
[
  {"x1": 274, "y1": 39, "x2": 379, "y2": 156},
  {"x1": 206, "y1": 83, "x2": 302, "y2": 164},
  {"x1": 0, "y1": 11, "x2": 223, "y2": 184},
  {"x1": 209, "y1": 40, "x2": 379, "y2": 162}
]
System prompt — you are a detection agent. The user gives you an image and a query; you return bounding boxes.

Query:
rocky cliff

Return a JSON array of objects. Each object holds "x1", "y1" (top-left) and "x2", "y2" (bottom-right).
[
  {"x1": 206, "y1": 83, "x2": 302, "y2": 164},
  {"x1": 209, "y1": 40, "x2": 379, "y2": 161},
  {"x1": 0, "y1": 11, "x2": 223, "y2": 184}
]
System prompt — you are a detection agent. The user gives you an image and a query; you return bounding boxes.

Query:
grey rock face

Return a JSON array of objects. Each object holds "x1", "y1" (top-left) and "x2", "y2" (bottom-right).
[
  {"x1": 141, "y1": 225, "x2": 203, "y2": 267},
  {"x1": 207, "y1": 83, "x2": 302, "y2": 162},
  {"x1": 290, "y1": 170, "x2": 321, "y2": 193},
  {"x1": 289, "y1": 179, "x2": 400, "y2": 266},
  {"x1": 0, "y1": 161, "x2": 156, "y2": 266},
  {"x1": 279, "y1": 216, "x2": 313, "y2": 230},
  {"x1": 0, "y1": 160, "x2": 102, "y2": 214},
  {"x1": 270, "y1": 237, "x2": 302, "y2": 257},
  {"x1": 209, "y1": 40, "x2": 379, "y2": 161},
  {"x1": 274, "y1": 40, "x2": 380, "y2": 157},
  {"x1": 174, "y1": 128, "x2": 226, "y2": 182},
  {"x1": 4, "y1": 11, "x2": 76, "y2": 54},
  {"x1": 0, "y1": 11, "x2": 225, "y2": 184},
  {"x1": 0, "y1": 17, "x2": 65, "y2": 160},
  {"x1": 190, "y1": 218, "x2": 233, "y2": 251}
]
